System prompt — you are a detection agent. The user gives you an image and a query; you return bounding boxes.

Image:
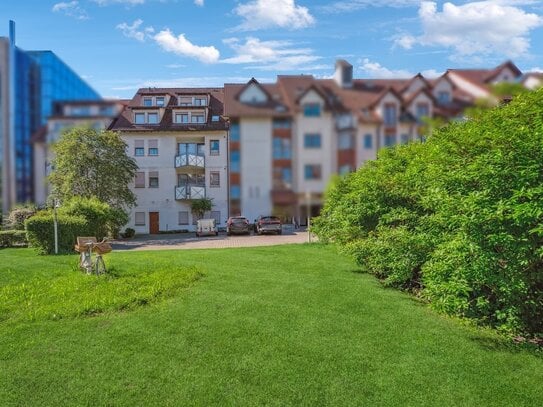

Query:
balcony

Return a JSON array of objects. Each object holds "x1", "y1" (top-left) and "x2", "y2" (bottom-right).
[
  {"x1": 175, "y1": 185, "x2": 206, "y2": 200},
  {"x1": 175, "y1": 154, "x2": 205, "y2": 169}
]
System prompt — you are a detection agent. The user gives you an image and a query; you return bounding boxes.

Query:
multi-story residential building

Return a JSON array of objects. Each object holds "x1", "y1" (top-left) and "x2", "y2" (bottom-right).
[
  {"x1": 109, "y1": 88, "x2": 228, "y2": 234},
  {"x1": 224, "y1": 59, "x2": 529, "y2": 225},
  {"x1": 0, "y1": 20, "x2": 100, "y2": 214},
  {"x1": 32, "y1": 99, "x2": 126, "y2": 205}
]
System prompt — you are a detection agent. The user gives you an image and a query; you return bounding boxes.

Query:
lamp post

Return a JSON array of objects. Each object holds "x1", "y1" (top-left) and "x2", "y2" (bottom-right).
[
  {"x1": 305, "y1": 191, "x2": 311, "y2": 243},
  {"x1": 53, "y1": 199, "x2": 60, "y2": 254}
]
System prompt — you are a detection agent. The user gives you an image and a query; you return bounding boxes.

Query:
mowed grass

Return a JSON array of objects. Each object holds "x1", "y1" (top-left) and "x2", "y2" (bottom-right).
[{"x1": 0, "y1": 245, "x2": 542, "y2": 406}]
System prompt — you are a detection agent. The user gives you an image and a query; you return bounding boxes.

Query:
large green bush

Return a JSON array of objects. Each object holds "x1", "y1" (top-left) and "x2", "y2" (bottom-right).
[
  {"x1": 25, "y1": 213, "x2": 89, "y2": 255},
  {"x1": 59, "y1": 196, "x2": 128, "y2": 239},
  {"x1": 0, "y1": 230, "x2": 28, "y2": 247},
  {"x1": 7, "y1": 205, "x2": 37, "y2": 230},
  {"x1": 313, "y1": 88, "x2": 543, "y2": 336}
]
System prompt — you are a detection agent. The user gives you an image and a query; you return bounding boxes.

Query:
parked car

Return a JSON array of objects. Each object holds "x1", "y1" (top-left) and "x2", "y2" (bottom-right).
[
  {"x1": 255, "y1": 215, "x2": 282, "y2": 235},
  {"x1": 196, "y1": 219, "x2": 218, "y2": 237},
  {"x1": 226, "y1": 216, "x2": 251, "y2": 235}
]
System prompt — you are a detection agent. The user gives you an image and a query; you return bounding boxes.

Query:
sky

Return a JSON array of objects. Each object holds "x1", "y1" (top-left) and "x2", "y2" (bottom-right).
[{"x1": 2, "y1": 0, "x2": 543, "y2": 99}]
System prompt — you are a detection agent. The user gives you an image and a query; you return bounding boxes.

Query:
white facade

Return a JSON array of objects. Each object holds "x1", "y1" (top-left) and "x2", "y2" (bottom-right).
[{"x1": 122, "y1": 131, "x2": 228, "y2": 234}]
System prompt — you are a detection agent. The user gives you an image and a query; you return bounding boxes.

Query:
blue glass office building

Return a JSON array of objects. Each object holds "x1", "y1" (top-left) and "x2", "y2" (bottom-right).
[{"x1": 1, "y1": 21, "x2": 100, "y2": 213}]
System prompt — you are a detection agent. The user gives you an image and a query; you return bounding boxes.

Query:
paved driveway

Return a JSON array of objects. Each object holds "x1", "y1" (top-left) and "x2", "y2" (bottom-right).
[{"x1": 111, "y1": 226, "x2": 312, "y2": 251}]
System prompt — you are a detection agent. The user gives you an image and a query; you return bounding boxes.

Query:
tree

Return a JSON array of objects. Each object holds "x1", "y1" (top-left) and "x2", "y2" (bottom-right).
[
  {"x1": 191, "y1": 198, "x2": 213, "y2": 220},
  {"x1": 49, "y1": 128, "x2": 138, "y2": 210}
]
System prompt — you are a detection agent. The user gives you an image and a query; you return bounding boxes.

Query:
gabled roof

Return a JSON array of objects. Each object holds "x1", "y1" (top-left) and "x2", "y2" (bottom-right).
[
  {"x1": 400, "y1": 73, "x2": 433, "y2": 94},
  {"x1": 235, "y1": 77, "x2": 273, "y2": 102}
]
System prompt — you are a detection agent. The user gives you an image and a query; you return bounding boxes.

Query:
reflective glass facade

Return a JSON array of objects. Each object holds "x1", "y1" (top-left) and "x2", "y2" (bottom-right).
[{"x1": 2, "y1": 25, "x2": 101, "y2": 207}]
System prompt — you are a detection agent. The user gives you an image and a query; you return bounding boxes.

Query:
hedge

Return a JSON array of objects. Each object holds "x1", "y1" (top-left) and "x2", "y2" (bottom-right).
[
  {"x1": 0, "y1": 230, "x2": 28, "y2": 247},
  {"x1": 25, "y1": 214, "x2": 90, "y2": 255}
]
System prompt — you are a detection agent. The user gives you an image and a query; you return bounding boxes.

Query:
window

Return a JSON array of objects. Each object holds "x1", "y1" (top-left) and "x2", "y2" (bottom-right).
[
  {"x1": 273, "y1": 137, "x2": 291, "y2": 159},
  {"x1": 149, "y1": 171, "x2": 159, "y2": 188},
  {"x1": 142, "y1": 97, "x2": 152, "y2": 107},
  {"x1": 401, "y1": 134, "x2": 409, "y2": 144},
  {"x1": 178, "y1": 211, "x2": 189, "y2": 225},
  {"x1": 134, "y1": 113, "x2": 145, "y2": 124},
  {"x1": 304, "y1": 134, "x2": 321, "y2": 148},
  {"x1": 303, "y1": 103, "x2": 321, "y2": 117},
  {"x1": 175, "y1": 113, "x2": 189, "y2": 123},
  {"x1": 338, "y1": 132, "x2": 353, "y2": 150},
  {"x1": 194, "y1": 97, "x2": 207, "y2": 106},
  {"x1": 191, "y1": 114, "x2": 205, "y2": 123},
  {"x1": 210, "y1": 140, "x2": 220, "y2": 156},
  {"x1": 282, "y1": 167, "x2": 292, "y2": 184},
  {"x1": 437, "y1": 91, "x2": 450, "y2": 104},
  {"x1": 179, "y1": 96, "x2": 192, "y2": 106},
  {"x1": 210, "y1": 171, "x2": 220, "y2": 187},
  {"x1": 135, "y1": 172, "x2": 145, "y2": 188},
  {"x1": 230, "y1": 150, "x2": 240, "y2": 173},
  {"x1": 156, "y1": 97, "x2": 165, "y2": 107},
  {"x1": 230, "y1": 123, "x2": 240, "y2": 142},
  {"x1": 304, "y1": 164, "x2": 322, "y2": 180},
  {"x1": 135, "y1": 140, "x2": 144, "y2": 156},
  {"x1": 364, "y1": 134, "x2": 373, "y2": 149},
  {"x1": 211, "y1": 115, "x2": 220, "y2": 122},
  {"x1": 148, "y1": 139, "x2": 158, "y2": 156},
  {"x1": 339, "y1": 165, "x2": 352, "y2": 176},
  {"x1": 384, "y1": 134, "x2": 396, "y2": 147},
  {"x1": 416, "y1": 103, "x2": 429, "y2": 122},
  {"x1": 383, "y1": 104, "x2": 397, "y2": 126},
  {"x1": 148, "y1": 113, "x2": 159, "y2": 124},
  {"x1": 135, "y1": 212, "x2": 145, "y2": 226},
  {"x1": 231, "y1": 185, "x2": 241, "y2": 199}
]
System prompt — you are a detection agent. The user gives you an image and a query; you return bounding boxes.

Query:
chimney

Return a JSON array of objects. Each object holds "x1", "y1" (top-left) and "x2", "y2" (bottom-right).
[
  {"x1": 334, "y1": 59, "x2": 353, "y2": 88},
  {"x1": 9, "y1": 20, "x2": 15, "y2": 46}
]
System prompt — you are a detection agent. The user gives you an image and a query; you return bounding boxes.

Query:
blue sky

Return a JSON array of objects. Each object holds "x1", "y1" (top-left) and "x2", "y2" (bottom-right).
[{"x1": 2, "y1": 0, "x2": 543, "y2": 98}]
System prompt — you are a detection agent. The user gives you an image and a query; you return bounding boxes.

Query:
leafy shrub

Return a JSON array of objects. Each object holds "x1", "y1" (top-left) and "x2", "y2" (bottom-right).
[
  {"x1": 0, "y1": 230, "x2": 28, "y2": 247},
  {"x1": 122, "y1": 227, "x2": 135, "y2": 238},
  {"x1": 7, "y1": 205, "x2": 37, "y2": 230},
  {"x1": 314, "y1": 88, "x2": 543, "y2": 336},
  {"x1": 59, "y1": 196, "x2": 128, "y2": 240},
  {"x1": 25, "y1": 213, "x2": 90, "y2": 255}
]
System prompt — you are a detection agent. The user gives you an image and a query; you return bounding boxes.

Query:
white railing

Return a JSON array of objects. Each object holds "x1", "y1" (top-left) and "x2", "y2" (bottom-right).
[
  {"x1": 175, "y1": 154, "x2": 205, "y2": 168},
  {"x1": 175, "y1": 185, "x2": 206, "y2": 200}
]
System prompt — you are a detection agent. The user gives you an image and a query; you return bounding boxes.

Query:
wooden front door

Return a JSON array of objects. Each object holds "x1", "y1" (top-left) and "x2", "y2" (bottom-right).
[{"x1": 149, "y1": 212, "x2": 159, "y2": 234}]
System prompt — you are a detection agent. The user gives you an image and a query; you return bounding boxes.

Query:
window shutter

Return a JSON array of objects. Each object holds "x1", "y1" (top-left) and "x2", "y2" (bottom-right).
[
  {"x1": 135, "y1": 140, "x2": 144, "y2": 148},
  {"x1": 148, "y1": 139, "x2": 158, "y2": 148}
]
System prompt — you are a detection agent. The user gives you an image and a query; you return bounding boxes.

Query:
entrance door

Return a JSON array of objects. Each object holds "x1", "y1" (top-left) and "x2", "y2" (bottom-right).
[{"x1": 149, "y1": 212, "x2": 159, "y2": 234}]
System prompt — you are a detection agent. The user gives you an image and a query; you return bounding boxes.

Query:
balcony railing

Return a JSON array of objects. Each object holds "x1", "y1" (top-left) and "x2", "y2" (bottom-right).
[
  {"x1": 175, "y1": 154, "x2": 205, "y2": 168},
  {"x1": 175, "y1": 185, "x2": 206, "y2": 200}
]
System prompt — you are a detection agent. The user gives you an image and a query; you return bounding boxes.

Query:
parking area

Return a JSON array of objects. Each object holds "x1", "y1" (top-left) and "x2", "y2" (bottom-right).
[{"x1": 111, "y1": 226, "x2": 312, "y2": 251}]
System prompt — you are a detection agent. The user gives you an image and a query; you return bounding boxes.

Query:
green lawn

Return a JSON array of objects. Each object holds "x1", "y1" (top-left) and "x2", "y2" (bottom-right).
[{"x1": 1, "y1": 245, "x2": 542, "y2": 406}]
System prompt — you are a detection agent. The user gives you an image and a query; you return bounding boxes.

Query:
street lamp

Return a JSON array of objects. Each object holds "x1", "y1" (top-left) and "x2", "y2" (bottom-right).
[
  {"x1": 53, "y1": 199, "x2": 60, "y2": 254},
  {"x1": 305, "y1": 191, "x2": 311, "y2": 243}
]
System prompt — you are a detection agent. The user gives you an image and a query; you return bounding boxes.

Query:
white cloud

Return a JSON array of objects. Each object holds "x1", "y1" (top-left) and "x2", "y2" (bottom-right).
[
  {"x1": 194, "y1": 0, "x2": 204, "y2": 6},
  {"x1": 221, "y1": 37, "x2": 325, "y2": 71},
  {"x1": 421, "y1": 69, "x2": 442, "y2": 78},
  {"x1": 359, "y1": 58, "x2": 414, "y2": 78},
  {"x1": 52, "y1": 1, "x2": 89, "y2": 20},
  {"x1": 234, "y1": 0, "x2": 315, "y2": 30},
  {"x1": 110, "y1": 76, "x2": 272, "y2": 92},
  {"x1": 153, "y1": 29, "x2": 220, "y2": 64},
  {"x1": 395, "y1": 1, "x2": 543, "y2": 58},
  {"x1": 116, "y1": 19, "x2": 154, "y2": 42},
  {"x1": 92, "y1": 0, "x2": 145, "y2": 5}
]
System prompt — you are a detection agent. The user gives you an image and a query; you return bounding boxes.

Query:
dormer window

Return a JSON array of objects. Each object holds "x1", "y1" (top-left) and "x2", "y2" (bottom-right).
[
  {"x1": 438, "y1": 91, "x2": 451, "y2": 104},
  {"x1": 135, "y1": 113, "x2": 145, "y2": 124},
  {"x1": 174, "y1": 113, "x2": 189, "y2": 124},
  {"x1": 156, "y1": 97, "x2": 165, "y2": 107},
  {"x1": 303, "y1": 103, "x2": 321, "y2": 117},
  {"x1": 148, "y1": 113, "x2": 159, "y2": 124},
  {"x1": 143, "y1": 97, "x2": 153, "y2": 107},
  {"x1": 134, "y1": 112, "x2": 159, "y2": 124},
  {"x1": 191, "y1": 114, "x2": 205, "y2": 124},
  {"x1": 178, "y1": 96, "x2": 192, "y2": 106},
  {"x1": 211, "y1": 115, "x2": 220, "y2": 122},
  {"x1": 383, "y1": 104, "x2": 397, "y2": 126},
  {"x1": 194, "y1": 97, "x2": 207, "y2": 106}
]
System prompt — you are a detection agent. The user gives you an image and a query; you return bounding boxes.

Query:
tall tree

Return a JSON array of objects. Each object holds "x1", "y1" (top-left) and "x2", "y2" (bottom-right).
[
  {"x1": 191, "y1": 198, "x2": 213, "y2": 220},
  {"x1": 49, "y1": 128, "x2": 138, "y2": 209}
]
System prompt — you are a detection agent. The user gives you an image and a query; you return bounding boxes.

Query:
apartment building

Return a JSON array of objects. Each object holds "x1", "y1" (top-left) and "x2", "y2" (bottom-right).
[
  {"x1": 224, "y1": 59, "x2": 526, "y2": 225},
  {"x1": 32, "y1": 99, "x2": 126, "y2": 205},
  {"x1": 109, "y1": 88, "x2": 228, "y2": 234}
]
